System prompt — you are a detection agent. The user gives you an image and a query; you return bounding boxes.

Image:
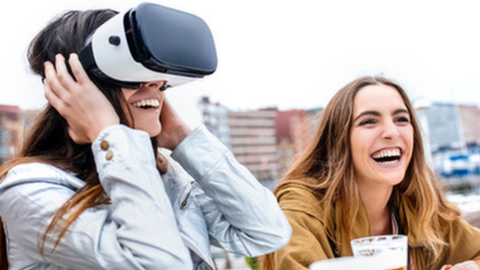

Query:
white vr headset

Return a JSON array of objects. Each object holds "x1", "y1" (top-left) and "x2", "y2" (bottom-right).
[{"x1": 79, "y1": 2, "x2": 217, "y2": 90}]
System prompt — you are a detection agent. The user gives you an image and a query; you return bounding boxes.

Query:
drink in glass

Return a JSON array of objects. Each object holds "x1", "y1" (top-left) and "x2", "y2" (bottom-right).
[
  {"x1": 310, "y1": 256, "x2": 382, "y2": 270},
  {"x1": 350, "y1": 235, "x2": 408, "y2": 270}
]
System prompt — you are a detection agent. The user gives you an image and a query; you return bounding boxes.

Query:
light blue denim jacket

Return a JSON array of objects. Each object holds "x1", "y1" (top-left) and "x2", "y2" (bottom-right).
[{"x1": 0, "y1": 124, "x2": 291, "y2": 270}]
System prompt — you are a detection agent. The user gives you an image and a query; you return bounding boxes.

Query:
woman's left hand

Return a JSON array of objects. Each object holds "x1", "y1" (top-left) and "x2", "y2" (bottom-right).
[
  {"x1": 441, "y1": 260, "x2": 480, "y2": 270},
  {"x1": 156, "y1": 98, "x2": 192, "y2": 151},
  {"x1": 43, "y1": 53, "x2": 119, "y2": 144}
]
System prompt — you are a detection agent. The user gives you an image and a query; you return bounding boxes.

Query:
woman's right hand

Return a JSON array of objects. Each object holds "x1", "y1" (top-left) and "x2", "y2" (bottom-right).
[{"x1": 43, "y1": 53, "x2": 119, "y2": 144}]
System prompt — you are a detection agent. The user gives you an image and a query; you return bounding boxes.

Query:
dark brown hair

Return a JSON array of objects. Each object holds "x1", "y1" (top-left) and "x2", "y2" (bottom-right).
[{"x1": 0, "y1": 9, "x2": 168, "y2": 269}]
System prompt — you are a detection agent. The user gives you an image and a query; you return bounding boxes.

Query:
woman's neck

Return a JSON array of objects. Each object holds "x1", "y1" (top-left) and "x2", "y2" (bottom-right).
[{"x1": 357, "y1": 184, "x2": 393, "y2": 236}]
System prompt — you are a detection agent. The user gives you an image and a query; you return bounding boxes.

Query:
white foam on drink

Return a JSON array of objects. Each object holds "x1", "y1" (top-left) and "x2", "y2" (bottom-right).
[
  {"x1": 310, "y1": 256, "x2": 383, "y2": 270},
  {"x1": 379, "y1": 249, "x2": 407, "y2": 269}
]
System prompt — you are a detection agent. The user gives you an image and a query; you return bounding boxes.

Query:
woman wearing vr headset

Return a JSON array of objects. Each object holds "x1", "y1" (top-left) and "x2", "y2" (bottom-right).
[
  {"x1": 0, "y1": 7, "x2": 291, "y2": 270},
  {"x1": 260, "y1": 76, "x2": 480, "y2": 270}
]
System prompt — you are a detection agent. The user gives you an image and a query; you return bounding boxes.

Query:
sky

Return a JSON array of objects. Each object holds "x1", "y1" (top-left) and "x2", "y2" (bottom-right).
[{"x1": 1, "y1": 0, "x2": 480, "y2": 127}]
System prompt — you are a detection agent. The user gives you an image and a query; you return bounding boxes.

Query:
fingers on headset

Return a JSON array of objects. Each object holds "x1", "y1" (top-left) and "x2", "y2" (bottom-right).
[
  {"x1": 68, "y1": 53, "x2": 89, "y2": 84},
  {"x1": 44, "y1": 60, "x2": 68, "y2": 99},
  {"x1": 54, "y1": 54, "x2": 76, "y2": 89}
]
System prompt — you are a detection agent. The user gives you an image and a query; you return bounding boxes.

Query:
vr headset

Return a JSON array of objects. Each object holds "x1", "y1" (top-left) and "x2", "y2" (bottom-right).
[{"x1": 79, "y1": 2, "x2": 217, "y2": 90}]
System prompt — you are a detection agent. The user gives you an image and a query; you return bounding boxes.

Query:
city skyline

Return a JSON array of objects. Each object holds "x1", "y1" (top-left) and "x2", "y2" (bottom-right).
[{"x1": 2, "y1": 95, "x2": 480, "y2": 182}]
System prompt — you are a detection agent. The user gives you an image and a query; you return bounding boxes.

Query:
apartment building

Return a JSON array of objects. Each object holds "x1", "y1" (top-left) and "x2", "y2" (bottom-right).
[
  {"x1": 200, "y1": 96, "x2": 324, "y2": 181},
  {"x1": 228, "y1": 109, "x2": 278, "y2": 180},
  {"x1": 416, "y1": 102, "x2": 480, "y2": 151},
  {"x1": 416, "y1": 102, "x2": 463, "y2": 151},
  {"x1": 200, "y1": 97, "x2": 231, "y2": 149}
]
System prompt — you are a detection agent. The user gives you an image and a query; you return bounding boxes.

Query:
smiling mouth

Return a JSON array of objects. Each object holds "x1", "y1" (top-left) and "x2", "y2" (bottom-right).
[
  {"x1": 371, "y1": 148, "x2": 402, "y2": 165},
  {"x1": 132, "y1": 99, "x2": 160, "y2": 110}
]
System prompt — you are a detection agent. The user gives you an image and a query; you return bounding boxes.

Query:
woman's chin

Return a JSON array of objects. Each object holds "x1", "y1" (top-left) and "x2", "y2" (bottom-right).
[
  {"x1": 150, "y1": 127, "x2": 162, "y2": 137},
  {"x1": 135, "y1": 124, "x2": 161, "y2": 137}
]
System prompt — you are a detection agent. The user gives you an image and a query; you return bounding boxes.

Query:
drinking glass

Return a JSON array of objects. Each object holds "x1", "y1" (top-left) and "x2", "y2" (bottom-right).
[
  {"x1": 350, "y1": 235, "x2": 408, "y2": 270},
  {"x1": 310, "y1": 256, "x2": 382, "y2": 270}
]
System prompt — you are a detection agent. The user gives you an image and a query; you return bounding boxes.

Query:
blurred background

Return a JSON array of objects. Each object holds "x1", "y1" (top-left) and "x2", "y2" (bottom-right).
[{"x1": 1, "y1": 1, "x2": 480, "y2": 269}]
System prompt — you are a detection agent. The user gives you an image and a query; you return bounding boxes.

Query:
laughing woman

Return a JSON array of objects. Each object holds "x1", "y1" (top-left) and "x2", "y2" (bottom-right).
[
  {"x1": 0, "y1": 7, "x2": 291, "y2": 270},
  {"x1": 261, "y1": 76, "x2": 480, "y2": 270}
]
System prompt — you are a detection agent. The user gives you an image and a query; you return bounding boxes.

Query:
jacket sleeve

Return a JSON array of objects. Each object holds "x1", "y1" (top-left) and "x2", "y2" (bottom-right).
[
  {"x1": 170, "y1": 125, "x2": 292, "y2": 257},
  {"x1": 442, "y1": 217, "x2": 480, "y2": 265},
  {"x1": 274, "y1": 209, "x2": 330, "y2": 269},
  {"x1": 0, "y1": 125, "x2": 192, "y2": 270},
  {"x1": 273, "y1": 188, "x2": 334, "y2": 270}
]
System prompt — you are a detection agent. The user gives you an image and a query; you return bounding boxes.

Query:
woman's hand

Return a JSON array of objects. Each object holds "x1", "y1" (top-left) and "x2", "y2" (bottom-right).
[
  {"x1": 441, "y1": 260, "x2": 480, "y2": 270},
  {"x1": 156, "y1": 98, "x2": 192, "y2": 151},
  {"x1": 43, "y1": 53, "x2": 119, "y2": 144}
]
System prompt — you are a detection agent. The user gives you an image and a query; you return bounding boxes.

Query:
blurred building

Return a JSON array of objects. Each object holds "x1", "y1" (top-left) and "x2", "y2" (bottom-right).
[
  {"x1": 200, "y1": 97, "x2": 231, "y2": 149},
  {"x1": 0, "y1": 105, "x2": 21, "y2": 164},
  {"x1": 275, "y1": 109, "x2": 320, "y2": 177},
  {"x1": 200, "y1": 97, "x2": 279, "y2": 180},
  {"x1": 416, "y1": 101, "x2": 480, "y2": 178},
  {"x1": 416, "y1": 102, "x2": 480, "y2": 151},
  {"x1": 416, "y1": 102, "x2": 462, "y2": 151},
  {"x1": 0, "y1": 105, "x2": 39, "y2": 164},
  {"x1": 199, "y1": 96, "x2": 322, "y2": 181},
  {"x1": 228, "y1": 109, "x2": 278, "y2": 180},
  {"x1": 458, "y1": 104, "x2": 480, "y2": 146}
]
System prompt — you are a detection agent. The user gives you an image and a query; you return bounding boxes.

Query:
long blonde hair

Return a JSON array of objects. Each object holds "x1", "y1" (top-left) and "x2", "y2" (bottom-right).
[
  {"x1": 0, "y1": 9, "x2": 168, "y2": 269},
  {"x1": 261, "y1": 76, "x2": 460, "y2": 269}
]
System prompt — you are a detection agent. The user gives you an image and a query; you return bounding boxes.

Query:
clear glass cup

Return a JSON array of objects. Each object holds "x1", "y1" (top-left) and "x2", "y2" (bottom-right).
[
  {"x1": 310, "y1": 256, "x2": 383, "y2": 270},
  {"x1": 350, "y1": 235, "x2": 408, "y2": 270}
]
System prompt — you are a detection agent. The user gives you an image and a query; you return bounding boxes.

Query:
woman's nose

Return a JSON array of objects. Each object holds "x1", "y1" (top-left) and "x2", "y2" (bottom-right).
[
  {"x1": 140, "y1": 80, "x2": 166, "y2": 90},
  {"x1": 381, "y1": 121, "x2": 400, "y2": 140}
]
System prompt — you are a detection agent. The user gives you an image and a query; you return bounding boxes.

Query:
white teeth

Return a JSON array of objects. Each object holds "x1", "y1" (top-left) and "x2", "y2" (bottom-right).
[
  {"x1": 133, "y1": 99, "x2": 159, "y2": 108},
  {"x1": 381, "y1": 160, "x2": 398, "y2": 165},
  {"x1": 372, "y1": 148, "x2": 401, "y2": 159}
]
